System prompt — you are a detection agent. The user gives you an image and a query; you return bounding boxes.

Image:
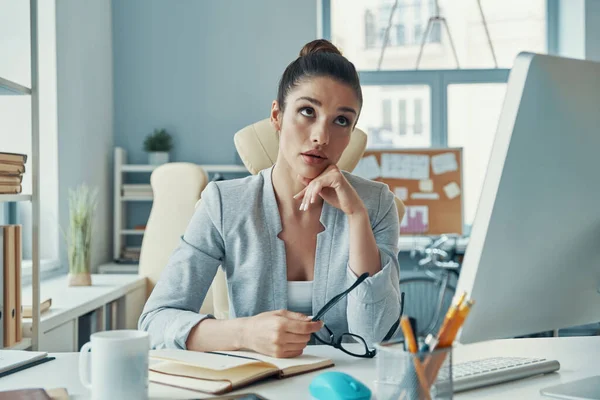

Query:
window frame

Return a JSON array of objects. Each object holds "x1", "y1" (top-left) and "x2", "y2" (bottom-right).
[{"x1": 321, "y1": 0, "x2": 558, "y2": 147}]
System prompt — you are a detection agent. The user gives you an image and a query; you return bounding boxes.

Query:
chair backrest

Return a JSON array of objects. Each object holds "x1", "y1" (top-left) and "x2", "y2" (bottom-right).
[
  {"x1": 138, "y1": 163, "x2": 214, "y2": 312},
  {"x1": 234, "y1": 118, "x2": 406, "y2": 220}
]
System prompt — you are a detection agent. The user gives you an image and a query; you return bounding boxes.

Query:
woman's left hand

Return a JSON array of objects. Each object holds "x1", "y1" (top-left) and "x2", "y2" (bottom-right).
[{"x1": 294, "y1": 165, "x2": 366, "y2": 216}]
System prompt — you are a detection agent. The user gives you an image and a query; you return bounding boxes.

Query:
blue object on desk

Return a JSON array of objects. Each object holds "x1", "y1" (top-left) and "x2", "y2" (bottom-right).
[{"x1": 309, "y1": 371, "x2": 371, "y2": 400}]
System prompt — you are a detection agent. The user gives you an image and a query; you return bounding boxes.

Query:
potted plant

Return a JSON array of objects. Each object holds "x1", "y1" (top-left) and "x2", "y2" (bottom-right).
[
  {"x1": 144, "y1": 128, "x2": 173, "y2": 165},
  {"x1": 65, "y1": 183, "x2": 98, "y2": 286}
]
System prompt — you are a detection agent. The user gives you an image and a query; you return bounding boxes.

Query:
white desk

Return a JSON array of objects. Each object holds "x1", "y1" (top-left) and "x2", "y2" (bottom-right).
[
  {"x1": 21, "y1": 274, "x2": 147, "y2": 352},
  {"x1": 0, "y1": 337, "x2": 597, "y2": 399}
]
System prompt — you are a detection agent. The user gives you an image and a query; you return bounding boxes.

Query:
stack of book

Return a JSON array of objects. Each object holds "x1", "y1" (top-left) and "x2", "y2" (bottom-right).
[
  {"x1": 122, "y1": 184, "x2": 153, "y2": 198},
  {"x1": 0, "y1": 153, "x2": 27, "y2": 195},
  {"x1": 120, "y1": 246, "x2": 141, "y2": 263},
  {"x1": 1, "y1": 225, "x2": 22, "y2": 348}
]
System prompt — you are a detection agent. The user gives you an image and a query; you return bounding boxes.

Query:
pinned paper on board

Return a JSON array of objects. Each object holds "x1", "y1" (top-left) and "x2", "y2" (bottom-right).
[
  {"x1": 419, "y1": 179, "x2": 434, "y2": 192},
  {"x1": 401, "y1": 206, "x2": 429, "y2": 234},
  {"x1": 394, "y1": 187, "x2": 409, "y2": 201},
  {"x1": 381, "y1": 153, "x2": 430, "y2": 180},
  {"x1": 431, "y1": 153, "x2": 458, "y2": 175},
  {"x1": 411, "y1": 192, "x2": 440, "y2": 200},
  {"x1": 353, "y1": 155, "x2": 381, "y2": 180},
  {"x1": 443, "y1": 181, "x2": 461, "y2": 199}
]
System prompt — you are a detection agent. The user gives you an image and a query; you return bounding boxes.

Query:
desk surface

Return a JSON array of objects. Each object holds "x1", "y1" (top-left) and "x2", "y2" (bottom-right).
[
  {"x1": 22, "y1": 274, "x2": 146, "y2": 332},
  {"x1": 0, "y1": 337, "x2": 597, "y2": 399}
]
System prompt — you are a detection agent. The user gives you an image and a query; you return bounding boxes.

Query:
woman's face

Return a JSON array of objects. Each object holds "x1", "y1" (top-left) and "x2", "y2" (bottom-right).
[{"x1": 271, "y1": 76, "x2": 361, "y2": 180}]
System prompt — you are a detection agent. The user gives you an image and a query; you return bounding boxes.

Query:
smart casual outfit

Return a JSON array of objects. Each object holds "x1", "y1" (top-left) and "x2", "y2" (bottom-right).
[{"x1": 139, "y1": 166, "x2": 401, "y2": 350}]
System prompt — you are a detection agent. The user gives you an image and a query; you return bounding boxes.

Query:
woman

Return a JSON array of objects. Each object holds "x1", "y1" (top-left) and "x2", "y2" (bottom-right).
[{"x1": 139, "y1": 39, "x2": 401, "y2": 358}]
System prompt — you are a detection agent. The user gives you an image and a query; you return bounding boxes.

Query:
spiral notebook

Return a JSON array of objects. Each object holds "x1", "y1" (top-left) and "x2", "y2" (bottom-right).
[{"x1": 149, "y1": 349, "x2": 334, "y2": 395}]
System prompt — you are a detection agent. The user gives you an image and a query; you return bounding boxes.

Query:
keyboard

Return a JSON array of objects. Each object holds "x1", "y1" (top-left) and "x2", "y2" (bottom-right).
[{"x1": 437, "y1": 356, "x2": 561, "y2": 392}]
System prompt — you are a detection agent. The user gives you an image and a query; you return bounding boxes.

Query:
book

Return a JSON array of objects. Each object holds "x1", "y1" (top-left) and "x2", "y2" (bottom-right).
[
  {"x1": 0, "y1": 350, "x2": 48, "y2": 375},
  {"x1": 14, "y1": 225, "x2": 21, "y2": 343},
  {"x1": 3, "y1": 226, "x2": 16, "y2": 347},
  {"x1": 0, "y1": 152, "x2": 27, "y2": 165},
  {"x1": 0, "y1": 185, "x2": 22, "y2": 194},
  {"x1": 148, "y1": 349, "x2": 334, "y2": 395},
  {"x1": 0, "y1": 164, "x2": 24, "y2": 175},
  {"x1": 0, "y1": 388, "x2": 50, "y2": 399},
  {"x1": 0, "y1": 176, "x2": 22, "y2": 185},
  {"x1": 22, "y1": 298, "x2": 52, "y2": 318}
]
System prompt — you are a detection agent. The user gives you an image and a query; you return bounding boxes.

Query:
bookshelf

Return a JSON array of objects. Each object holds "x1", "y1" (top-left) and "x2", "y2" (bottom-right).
[
  {"x1": 0, "y1": 0, "x2": 41, "y2": 350},
  {"x1": 113, "y1": 147, "x2": 248, "y2": 265}
]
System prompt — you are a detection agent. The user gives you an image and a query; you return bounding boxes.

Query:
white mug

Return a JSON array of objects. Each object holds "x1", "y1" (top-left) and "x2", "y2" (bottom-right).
[{"x1": 79, "y1": 330, "x2": 150, "y2": 400}]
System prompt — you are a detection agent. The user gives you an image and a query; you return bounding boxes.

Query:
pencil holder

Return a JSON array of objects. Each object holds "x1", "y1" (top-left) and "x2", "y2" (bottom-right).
[{"x1": 374, "y1": 341, "x2": 453, "y2": 400}]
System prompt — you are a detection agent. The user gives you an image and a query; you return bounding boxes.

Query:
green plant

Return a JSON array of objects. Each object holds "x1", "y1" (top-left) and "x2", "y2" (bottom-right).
[
  {"x1": 65, "y1": 183, "x2": 98, "y2": 275},
  {"x1": 144, "y1": 129, "x2": 173, "y2": 152}
]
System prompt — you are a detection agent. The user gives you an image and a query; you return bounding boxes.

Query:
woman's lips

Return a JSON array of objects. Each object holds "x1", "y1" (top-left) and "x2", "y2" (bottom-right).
[{"x1": 301, "y1": 154, "x2": 327, "y2": 165}]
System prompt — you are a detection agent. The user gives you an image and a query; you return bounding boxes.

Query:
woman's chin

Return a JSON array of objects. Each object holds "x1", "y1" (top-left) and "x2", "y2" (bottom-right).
[{"x1": 296, "y1": 164, "x2": 327, "y2": 181}]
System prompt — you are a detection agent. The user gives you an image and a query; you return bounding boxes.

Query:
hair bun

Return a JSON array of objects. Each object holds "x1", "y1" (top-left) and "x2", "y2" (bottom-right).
[{"x1": 299, "y1": 39, "x2": 342, "y2": 57}]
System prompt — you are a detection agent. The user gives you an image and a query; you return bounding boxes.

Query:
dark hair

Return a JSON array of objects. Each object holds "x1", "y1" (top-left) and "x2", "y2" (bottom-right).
[{"x1": 276, "y1": 39, "x2": 362, "y2": 114}]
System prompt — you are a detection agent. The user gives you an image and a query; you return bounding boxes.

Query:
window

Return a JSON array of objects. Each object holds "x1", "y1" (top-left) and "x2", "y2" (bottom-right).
[
  {"x1": 414, "y1": 98, "x2": 423, "y2": 134},
  {"x1": 332, "y1": 0, "x2": 547, "y2": 70},
  {"x1": 0, "y1": 1, "x2": 60, "y2": 275},
  {"x1": 398, "y1": 100, "x2": 407, "y2": 136},
  {"x1": 327, "y1": 0, "x2": 550, "y2": 231}
]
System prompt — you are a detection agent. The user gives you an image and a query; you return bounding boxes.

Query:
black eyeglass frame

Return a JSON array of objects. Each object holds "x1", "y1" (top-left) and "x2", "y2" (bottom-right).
[{"x1": 310, "y1": 272, "x2": 405, "y2": 358}]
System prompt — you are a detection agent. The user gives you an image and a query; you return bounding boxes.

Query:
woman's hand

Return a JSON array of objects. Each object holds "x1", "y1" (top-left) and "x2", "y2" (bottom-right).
[
  {"x1": 294, "y1": 165, "x2": 366, "y2": 216},
  {"x1": 240, "y1": 310, "x2": 323, "y2": 358}
]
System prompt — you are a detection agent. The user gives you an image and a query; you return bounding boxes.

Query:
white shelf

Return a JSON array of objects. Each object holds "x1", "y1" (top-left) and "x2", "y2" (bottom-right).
[
  {"x1": 0, "y1": 194, "x2": 32, "y2": 203},
  {"x1": 121, "y1": 229, "x2": 145, "y2": 235},
  {"x1": 121, "y1": 164, "x2": 247, "y2": 173},
  {"x1": 0, "y1": 76, "x2": 32, "y2": 95},
  {"x1": 122, "y1": 164, "x2": 156, "y2": 172},
  {"x1": 6, "y1": 338, "x2": 32, "y2": 350},
  {"x1": 121, "y1": 196, "x2": 153, "y2": 201}
]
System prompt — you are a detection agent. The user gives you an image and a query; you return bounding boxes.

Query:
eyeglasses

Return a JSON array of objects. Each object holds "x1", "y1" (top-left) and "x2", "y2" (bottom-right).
[{"x1": 311, "y1": 272, "x2": 405, "y2": 358}]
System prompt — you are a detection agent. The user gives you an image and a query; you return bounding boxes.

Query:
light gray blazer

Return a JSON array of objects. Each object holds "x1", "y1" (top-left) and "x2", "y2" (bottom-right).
[{"x1": 139, "y1": 166, "x2": 401, "y2": 350}]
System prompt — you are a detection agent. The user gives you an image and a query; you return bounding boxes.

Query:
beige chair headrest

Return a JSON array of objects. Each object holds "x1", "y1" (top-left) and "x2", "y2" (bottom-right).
[{"x1": 233, "y1": 118, "x2": 368, "y2": 175}]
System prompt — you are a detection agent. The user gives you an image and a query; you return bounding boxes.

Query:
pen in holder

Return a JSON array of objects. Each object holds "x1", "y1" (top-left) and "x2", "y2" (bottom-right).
[{"x1": 374, "y1": 340, "x2": 453, "y2": 400}]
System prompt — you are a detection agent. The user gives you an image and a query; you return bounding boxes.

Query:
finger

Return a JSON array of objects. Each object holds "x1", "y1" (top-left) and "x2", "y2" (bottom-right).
[
  {"x1": 310, "y1": 181, "x2": 323, "y2": 205},
  {"x1": 293, "y1": 187, "x2": 307, "y2": 200},
  {"x1": 282, "y1": 332, "x2": 312, "y2": 344},
  {"x1": 302, "y1": 185, "x2": 313, "y2": 211},
  {"x1": 280, "y1": 349, "x2": 304, "y2": 358},
  {"x1": 279, "y1": 310, "x2": 312, "y2": 321},
  {"x1": 285, "y1": 319, "x2": 324, "y2": 335}
]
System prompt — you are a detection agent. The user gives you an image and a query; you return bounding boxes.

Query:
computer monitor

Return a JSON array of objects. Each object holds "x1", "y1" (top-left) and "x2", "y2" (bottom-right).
[{"x1": 456, "y1": 53, "x2": 600, "y2": 344}]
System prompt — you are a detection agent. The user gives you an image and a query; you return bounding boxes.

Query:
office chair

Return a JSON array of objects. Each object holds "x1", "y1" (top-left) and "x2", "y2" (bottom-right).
[
  {"x1": 138, "y1": 163, "x2": 222, "y2": 316},
  {"x1": 140, "y1": 118, "x2": 406, "y2": 321}
]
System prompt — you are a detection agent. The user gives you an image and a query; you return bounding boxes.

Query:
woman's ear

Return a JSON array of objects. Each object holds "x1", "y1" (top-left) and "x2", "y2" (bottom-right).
[{"x1": 270, "y1": 100, "x2": 282, "y2": 132}]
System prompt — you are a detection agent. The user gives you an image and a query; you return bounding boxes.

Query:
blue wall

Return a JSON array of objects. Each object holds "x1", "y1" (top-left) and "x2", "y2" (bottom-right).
[{"x1": 112, "y1": 0, "x2": 318, "y2": 165}]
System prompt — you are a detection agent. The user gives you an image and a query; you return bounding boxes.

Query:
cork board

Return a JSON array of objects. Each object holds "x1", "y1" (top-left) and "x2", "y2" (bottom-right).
[{"x1": 360, "y1": 148, "x2": 463, "y2": 235}]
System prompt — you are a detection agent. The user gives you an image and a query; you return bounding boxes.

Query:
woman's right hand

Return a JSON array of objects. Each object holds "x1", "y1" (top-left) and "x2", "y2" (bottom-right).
[{"x1": 241, "y1": 310, "x2": 324, "y2": 358}]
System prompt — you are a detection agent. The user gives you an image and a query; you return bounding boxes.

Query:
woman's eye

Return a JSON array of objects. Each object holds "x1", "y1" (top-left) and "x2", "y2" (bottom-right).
[
  {"x1": 300, "y1": 107, "x2": 315, "y2": 117},
  {"x1": 335, "y1": 116, "x2": 350, "y2": 127}
]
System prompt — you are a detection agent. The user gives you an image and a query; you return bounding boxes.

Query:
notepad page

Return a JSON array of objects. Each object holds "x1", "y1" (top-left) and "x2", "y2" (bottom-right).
[
  {"x1": 216, "y1": 350, "x2": 333, "y2": 372},
  {"x1": 150, "y1": 349, "x2": 262, "y2": 371}
]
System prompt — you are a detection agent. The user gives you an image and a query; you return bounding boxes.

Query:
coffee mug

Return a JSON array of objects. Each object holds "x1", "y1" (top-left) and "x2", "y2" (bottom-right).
[{"x1": 79, "y1": 330, "x2": 150, "y2": 400}]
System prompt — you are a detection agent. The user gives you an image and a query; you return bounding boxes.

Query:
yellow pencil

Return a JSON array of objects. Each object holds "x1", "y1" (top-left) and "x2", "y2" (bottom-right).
[{"x1": 400, "y1": 317, "x2": 431, "y2": 400}]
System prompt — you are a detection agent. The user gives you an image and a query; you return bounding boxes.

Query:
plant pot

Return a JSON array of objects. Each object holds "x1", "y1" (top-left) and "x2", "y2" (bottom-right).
[
  {"x1": 68, "y1": 272, "x2": 92, "y2": 287},
  {"x1": 149, "y1": 152, "x2": 169, "y2": 165}
]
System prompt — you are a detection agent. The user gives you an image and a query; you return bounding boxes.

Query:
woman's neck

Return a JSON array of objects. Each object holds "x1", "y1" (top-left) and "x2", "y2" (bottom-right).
[{"x1": 272, "y1": 158, "x2": 323, "y2": 217}]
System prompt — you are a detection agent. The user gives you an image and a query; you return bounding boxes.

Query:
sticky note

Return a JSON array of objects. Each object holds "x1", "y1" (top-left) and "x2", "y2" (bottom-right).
[
  {"x1": 444, "y1": 182, "x2": 461, "y2": 199},
  {"x1": 432, "y1": 153, "x2": 458, "y2": 175},
  {"x1": 411, "y1": 192, "x2": 440, "y2": 200},
  {"x1": 394, "y1": 187, "x2": 409, "y2": 201},
  {"x1": 381, "y1": 154, "x2": 430, "y2": 180},
  {"x1": 419, "y1": 179, "x2": 434, "y2": 192}
]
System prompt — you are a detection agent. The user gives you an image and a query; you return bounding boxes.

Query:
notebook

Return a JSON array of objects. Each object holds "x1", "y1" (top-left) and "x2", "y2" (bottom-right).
[
  {"x1": 149, "y1": 349, "x2": 334, "y2": 394},
  {"x1": 0, "y1": 350, "x2": 48, "y2": 375}
]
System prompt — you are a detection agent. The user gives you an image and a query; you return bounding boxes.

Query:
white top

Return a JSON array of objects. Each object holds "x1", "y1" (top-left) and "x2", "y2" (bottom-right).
[
  {"x1": 287, "y1": 281, "x2": 313, "y2": 316},
  {"x1": 0, "y1": 337, "x2": 597, "y2": 399}
]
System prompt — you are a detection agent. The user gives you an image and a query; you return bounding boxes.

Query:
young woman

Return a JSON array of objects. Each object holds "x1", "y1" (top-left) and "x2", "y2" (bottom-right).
[{"x1": 139, "y1": 39, "x2": 401, "y2": 358}]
